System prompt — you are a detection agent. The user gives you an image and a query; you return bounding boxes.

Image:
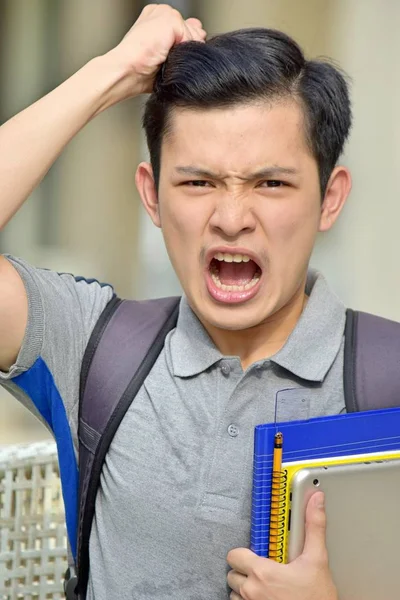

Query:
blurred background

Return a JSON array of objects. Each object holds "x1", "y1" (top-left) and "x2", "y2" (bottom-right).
[{"x1": 0, "y1": 0, "x2": 399, "y2": 443}]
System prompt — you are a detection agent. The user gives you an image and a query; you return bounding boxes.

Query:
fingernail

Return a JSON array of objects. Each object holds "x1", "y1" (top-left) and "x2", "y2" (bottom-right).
[{"x1": 315, "y1": 492, "x2": 325, "y2": 509}]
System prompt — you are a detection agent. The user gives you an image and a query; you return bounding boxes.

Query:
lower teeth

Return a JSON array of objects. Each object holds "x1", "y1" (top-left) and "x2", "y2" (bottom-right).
[{"x1": 210, "y1": 271, "x2": 260, "y2": 292}]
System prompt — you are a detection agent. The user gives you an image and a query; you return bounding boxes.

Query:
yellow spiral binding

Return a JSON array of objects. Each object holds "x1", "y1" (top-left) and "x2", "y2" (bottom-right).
[{"x1": 268, "y1": 468, "x2": 288, "y2": 562}]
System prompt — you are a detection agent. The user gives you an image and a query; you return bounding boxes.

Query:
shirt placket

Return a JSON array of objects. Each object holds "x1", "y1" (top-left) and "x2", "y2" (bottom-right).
[{"x1": 201, "y1": 359, "x2": 254, "y2": 515}]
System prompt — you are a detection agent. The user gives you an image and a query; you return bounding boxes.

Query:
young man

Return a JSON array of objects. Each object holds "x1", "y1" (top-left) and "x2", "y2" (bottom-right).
[{"x1": 0, "y1": 4, "x2": 352, "y2": 599}]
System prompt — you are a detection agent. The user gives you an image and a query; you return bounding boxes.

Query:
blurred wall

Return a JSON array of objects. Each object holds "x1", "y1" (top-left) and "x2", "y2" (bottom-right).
[{"x1": 0, "y1": 0, "x2": 399, "y2": 442}]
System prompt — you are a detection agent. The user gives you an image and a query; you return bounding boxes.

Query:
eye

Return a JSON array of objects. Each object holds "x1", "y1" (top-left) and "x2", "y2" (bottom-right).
[
  {"x1": 259, "y1": 180, "x2": 287, "y2": 188},
  {"x1": 183, "y1": 180, "x2": 212, "y2": 187}
]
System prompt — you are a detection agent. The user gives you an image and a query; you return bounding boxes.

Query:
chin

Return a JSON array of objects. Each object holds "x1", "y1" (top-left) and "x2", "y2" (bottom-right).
[
  {"x1": 192, "y1": 293, "x2": 270, "y2": 332},
  {"x1": 211, "y1": 310, "x2": 268, "y2": 331}
]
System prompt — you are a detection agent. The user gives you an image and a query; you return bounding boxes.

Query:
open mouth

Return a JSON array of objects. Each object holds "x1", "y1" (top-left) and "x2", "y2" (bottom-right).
[{"x1": 206, "y1": 251, "x2": 262, "y2": 304}]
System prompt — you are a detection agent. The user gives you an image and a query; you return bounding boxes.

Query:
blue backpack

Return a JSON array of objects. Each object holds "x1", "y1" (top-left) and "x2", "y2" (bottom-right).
[{"x1": 64, "y1": 296, "x2": 400, "y2": 599}]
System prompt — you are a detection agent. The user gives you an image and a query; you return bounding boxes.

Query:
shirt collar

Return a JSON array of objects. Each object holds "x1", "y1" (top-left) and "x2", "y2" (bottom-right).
[
  {"x1": 169, "y1": 270, "x2": 346, "y2": 381},
  {"x1": 169, "y1": 297, "x2": 224, "y2": 377},
  {"x1": 270, "y1": 270, "x2": 346, "y2": 382}
]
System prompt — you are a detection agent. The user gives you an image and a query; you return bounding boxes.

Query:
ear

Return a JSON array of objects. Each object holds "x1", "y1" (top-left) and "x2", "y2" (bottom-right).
[
  {"x1": 135, "y1": 162, "x2": 161, "y2": 228},
  {"x1": 319, "y1": 166, "x2": 352, "y2": 232}
]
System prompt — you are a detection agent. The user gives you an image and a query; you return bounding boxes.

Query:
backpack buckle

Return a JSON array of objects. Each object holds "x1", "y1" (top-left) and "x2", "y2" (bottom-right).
[{"x1": 64, "y1": 566, "x2": 78, "y2": 599}]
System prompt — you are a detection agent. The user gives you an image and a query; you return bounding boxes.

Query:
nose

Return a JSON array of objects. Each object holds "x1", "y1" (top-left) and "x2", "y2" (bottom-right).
[{"x1": 209, "y1": 192, "x2": 257, "y2": 239}]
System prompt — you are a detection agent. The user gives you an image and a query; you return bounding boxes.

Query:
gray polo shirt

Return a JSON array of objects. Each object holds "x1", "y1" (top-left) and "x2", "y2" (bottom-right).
[{"x1": 1, "y1": 256, "x2": 346, "y2": 600}]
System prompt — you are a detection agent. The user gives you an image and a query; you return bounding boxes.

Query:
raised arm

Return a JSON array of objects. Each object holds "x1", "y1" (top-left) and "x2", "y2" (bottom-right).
[{"x1": 0, "y1": 4, "x2": 205, "y2": 371}]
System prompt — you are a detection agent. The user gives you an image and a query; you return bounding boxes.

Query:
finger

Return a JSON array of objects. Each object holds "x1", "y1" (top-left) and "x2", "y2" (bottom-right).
[
  {"x1": 174, "y1": 23, "x2": 203, "y2": 46},
  {"x1": 182, "y1": 22, "x2": 194, "y2": 41},
  {"x1": 227, "y1": 569, "x2": 246, "y2": 594},
  {"x1": 302, "y1": 491, "x2": 329, "y2": 564},
  {"x1": 230, "y1": 593, "x2": 242, "y2": 600},
  {"x1": 227, "y1": 548, "x2": 265, "y2": 576},
  {"x1": 185, "y1": 22, "x2": 206, "y2": 43},
  {"x1": 185, "y1": 17, "x2": 204, "y2": 29}
]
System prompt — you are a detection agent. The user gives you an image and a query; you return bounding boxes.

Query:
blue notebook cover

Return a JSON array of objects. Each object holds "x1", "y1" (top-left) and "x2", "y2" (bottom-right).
[{"x1": 251, "y1": 406, "x2": 400, "y2": 557}]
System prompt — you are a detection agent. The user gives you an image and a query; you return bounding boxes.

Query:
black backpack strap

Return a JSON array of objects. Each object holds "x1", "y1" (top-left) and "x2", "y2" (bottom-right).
[
  {"x1": 66, "y1": 295, "x2": 180, "y2": 599},
  {"x1": 344, "y1": 309, "x2": 400, "y2": 412}
]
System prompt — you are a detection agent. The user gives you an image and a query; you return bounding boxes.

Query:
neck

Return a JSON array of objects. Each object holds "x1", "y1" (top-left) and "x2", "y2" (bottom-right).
[{"x1": 202, "y1": 284, "x2": 308, "y2": 370}]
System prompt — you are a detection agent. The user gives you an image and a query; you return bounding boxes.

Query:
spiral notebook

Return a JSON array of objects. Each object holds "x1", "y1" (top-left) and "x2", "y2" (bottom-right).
[{"x1": 251, "y1": 406, "x2": 400, "y2": 558}]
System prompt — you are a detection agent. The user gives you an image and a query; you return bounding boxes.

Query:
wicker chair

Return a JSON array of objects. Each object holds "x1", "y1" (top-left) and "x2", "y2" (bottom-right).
[{"x1": 0, "y1": 442, "x2": 67, "y2": 599}]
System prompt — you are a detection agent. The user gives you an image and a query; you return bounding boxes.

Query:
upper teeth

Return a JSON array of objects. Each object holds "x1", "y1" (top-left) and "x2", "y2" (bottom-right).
[{"x1": 213, "y1": 252, "x2": 251, "y2": 263}]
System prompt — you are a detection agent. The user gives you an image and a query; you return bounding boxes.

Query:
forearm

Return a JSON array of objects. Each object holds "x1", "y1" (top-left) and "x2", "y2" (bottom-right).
[{"x1": 0, "y1": 51, "x2": 133, "y2": 230}]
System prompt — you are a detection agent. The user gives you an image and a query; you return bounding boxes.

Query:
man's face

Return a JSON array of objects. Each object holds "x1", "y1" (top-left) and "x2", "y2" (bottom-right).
[{"x1": 140, "y1": 101, "x2": 337, "y2": 331}]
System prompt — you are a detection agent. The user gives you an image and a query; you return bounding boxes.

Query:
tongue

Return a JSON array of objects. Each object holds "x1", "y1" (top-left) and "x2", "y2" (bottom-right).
[{"x1": 218, "y1": 260, "x2": 258, "y2": 286}]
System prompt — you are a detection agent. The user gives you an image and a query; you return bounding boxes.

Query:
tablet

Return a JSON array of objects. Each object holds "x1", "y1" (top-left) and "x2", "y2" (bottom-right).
[{"x1": 288, "y1": 459, "x2": 400, "y2": 600}]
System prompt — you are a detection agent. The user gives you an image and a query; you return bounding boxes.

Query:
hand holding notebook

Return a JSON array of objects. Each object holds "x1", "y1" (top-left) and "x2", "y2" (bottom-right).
[{"x1": 227, "y1": 491, "x2": 338, "y2": 600}]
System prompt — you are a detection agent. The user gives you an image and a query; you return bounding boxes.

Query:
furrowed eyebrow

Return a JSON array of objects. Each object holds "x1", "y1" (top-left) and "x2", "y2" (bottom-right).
[
  {"x1": 175, "y1": 166, "x2": 219, "y2": 178},
  {"x1": 174, "y1": 166, "x2": 299, "y2": 180},
  {"x1": 246, "y1": 167, "x2": 299, "y2": 179}
]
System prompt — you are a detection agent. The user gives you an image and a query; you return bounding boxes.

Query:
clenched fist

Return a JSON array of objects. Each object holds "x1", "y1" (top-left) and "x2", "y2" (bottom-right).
[{"x1": 105, "y1": 4, "x2": 206, "y2": 99}]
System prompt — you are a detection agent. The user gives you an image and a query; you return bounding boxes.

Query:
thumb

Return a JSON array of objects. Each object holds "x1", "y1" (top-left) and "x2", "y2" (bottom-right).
[{"x1": 301, "y1": 491, "x2": 328, "y2": 563}]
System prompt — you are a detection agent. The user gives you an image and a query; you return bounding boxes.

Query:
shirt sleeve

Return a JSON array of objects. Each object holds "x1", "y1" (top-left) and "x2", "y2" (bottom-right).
[{"x1": 0, "y1": 254, "x2": 115, "y2": 451}]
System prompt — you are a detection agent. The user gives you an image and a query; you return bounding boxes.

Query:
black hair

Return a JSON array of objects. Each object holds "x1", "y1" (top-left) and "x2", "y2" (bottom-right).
[{"x1": 143, "y1": 28, "x2": 352, "y2": 197}]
